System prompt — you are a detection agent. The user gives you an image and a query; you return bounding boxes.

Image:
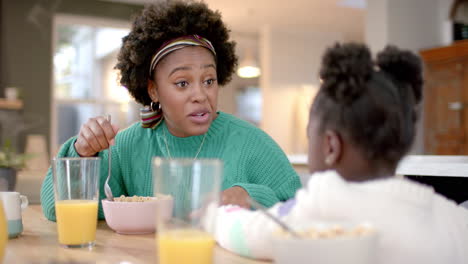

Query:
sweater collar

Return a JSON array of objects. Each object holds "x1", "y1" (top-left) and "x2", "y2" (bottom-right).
[{"x1": 155, "y1": 111, "x2": 226, "y2": 150}]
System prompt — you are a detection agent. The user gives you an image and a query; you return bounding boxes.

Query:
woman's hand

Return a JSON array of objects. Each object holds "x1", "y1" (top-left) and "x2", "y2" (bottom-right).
[
  {"x1": 221, "y1": 186, "x2": 250, "y2": 209},
  {"x1": 74, "y1": 116, "x2": 119, "y2": 157}
]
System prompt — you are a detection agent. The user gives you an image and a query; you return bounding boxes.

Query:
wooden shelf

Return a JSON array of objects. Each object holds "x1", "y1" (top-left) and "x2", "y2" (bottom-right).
[
  {"x1": 420, "y1": 40, "x2": 468, "y2": 63},
  {"x1": 0, "y1": 98, "x2": 23, "y2": 110}
]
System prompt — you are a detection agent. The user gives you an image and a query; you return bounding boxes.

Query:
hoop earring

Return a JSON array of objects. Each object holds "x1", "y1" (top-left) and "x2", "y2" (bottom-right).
[
  {"x1": 141, "y1": 101, "x2": 163, "y2": 129},
  {"x1": 150, "y1": 101, "x2": 161, "y2": 112}
]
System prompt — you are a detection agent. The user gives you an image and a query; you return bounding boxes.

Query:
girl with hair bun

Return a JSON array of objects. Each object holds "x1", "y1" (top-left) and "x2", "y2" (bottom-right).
[{"x1": 209, "y1": 43, "x2": 468, "y2": 263}]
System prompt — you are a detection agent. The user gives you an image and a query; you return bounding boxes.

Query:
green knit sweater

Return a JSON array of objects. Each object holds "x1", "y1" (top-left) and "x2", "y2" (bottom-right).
[{"x1": 41, "y1": 112, "x2": 302, "y2": 221}]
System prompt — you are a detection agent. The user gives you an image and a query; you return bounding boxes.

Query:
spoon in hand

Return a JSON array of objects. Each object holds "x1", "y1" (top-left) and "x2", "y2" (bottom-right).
[{"x1": 104, "y1": 114, "x2": 114, "y2": 201}]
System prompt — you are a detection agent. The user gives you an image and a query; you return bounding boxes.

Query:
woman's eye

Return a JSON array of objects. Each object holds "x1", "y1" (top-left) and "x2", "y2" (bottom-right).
[
  {"x1": 175, "y1": 81, "x2": 188, "y2": 88},
  {"x1": 204, "y1": 79, "x2": 216, "y2": 85}
]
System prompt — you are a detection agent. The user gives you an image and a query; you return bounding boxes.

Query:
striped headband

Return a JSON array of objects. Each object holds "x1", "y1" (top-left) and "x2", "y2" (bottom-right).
[{"x1": 148, "y1": 35, "x2": 217, "y2": 76}]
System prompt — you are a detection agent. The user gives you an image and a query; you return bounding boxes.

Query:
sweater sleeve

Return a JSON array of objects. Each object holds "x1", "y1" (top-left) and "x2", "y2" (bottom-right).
[
  {"x1": 40, "y1": 137, "x2": 126, "y2": 221},
  {"x1": 233, "y1": 130, "x2": 302, "y2": 207}
]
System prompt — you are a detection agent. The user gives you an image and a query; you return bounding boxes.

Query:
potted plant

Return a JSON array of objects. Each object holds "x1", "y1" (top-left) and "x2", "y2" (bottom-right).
[{"x1": 0, "y1": 139, "x2": 32, "y2": 191}]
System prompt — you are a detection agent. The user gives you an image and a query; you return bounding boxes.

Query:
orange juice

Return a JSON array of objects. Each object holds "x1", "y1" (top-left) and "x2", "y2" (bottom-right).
[
  {"x1": 55, "y1": 200, "x2": 98, "y2": 246},
  {"x1": 0, "y1": 203, "x2": 7, "y2": 261},
  {"x1": 157, "y1": 229, "x2": 215, "y2": 264}
]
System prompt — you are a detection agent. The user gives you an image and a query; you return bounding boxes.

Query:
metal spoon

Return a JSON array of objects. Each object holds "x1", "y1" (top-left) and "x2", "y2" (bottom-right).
[
  {"x1": 248, "y1": 198, "x2": 301, "y2": 238},
  {"x1": 104, "y1": 114, "x2": 114, "y2": 201}
]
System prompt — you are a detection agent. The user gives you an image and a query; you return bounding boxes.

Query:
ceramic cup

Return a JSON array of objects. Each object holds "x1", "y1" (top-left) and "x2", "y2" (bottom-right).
[
  {"x1": 4, "y1": 87, "x2": 18, "y2": 101},
  {"x1": 0, "y1": 192, "x2": 28, "y2": 238}
]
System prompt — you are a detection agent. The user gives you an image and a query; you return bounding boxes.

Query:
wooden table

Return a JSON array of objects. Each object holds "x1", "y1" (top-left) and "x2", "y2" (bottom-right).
[{"x1": 5, "y1": 205, "x2": 270, "y2": 264}]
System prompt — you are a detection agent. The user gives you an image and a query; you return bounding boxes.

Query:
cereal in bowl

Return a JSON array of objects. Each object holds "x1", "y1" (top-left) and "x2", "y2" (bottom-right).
[
  {"x1": 277, "y1": 223, "x2": 375, "y2": 239},
  {"x1": 114, "y1": 195, "x2": 154, "y2": 202}
]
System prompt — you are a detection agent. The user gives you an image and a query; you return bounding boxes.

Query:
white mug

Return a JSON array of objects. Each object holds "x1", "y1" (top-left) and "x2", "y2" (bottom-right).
[
  {"x1": 4, "y1": 87, "x2": 18, "y2": 101},
  {"x1": 0, "y1": 192, "x2": 28, "y2": 238}
]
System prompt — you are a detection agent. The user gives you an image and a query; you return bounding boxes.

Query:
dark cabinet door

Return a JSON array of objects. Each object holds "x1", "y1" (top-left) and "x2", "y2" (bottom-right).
[{"x1": 421, "y1": 41, "x2": 468, "y2": 155}]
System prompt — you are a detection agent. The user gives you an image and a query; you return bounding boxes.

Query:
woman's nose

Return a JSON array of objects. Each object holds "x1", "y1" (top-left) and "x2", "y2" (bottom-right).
[{"x1": 191, "y1": 83, "x2": 208, "y2": 102}]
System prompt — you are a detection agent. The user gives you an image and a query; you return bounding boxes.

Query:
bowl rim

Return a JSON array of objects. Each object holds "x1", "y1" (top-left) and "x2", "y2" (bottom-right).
[{"x1": 101, "y1": 196, "x2": 173, "y2": 204}]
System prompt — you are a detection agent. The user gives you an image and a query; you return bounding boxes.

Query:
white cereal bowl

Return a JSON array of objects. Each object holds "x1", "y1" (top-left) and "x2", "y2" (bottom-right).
[
  {"x1": 102, "y1": 197, "x2": 173, "y2": 235},
  {"x1": 272, "y1": 225, "x2": 378, "y2": 264}
]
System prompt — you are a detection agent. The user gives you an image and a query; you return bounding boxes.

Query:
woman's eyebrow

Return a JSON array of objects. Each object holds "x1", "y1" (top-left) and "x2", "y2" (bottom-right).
[
  {"x1": 168, "y1": 66, "x2": 192, "y2": 77},
  {"x1": 202, "y1": 63, "x2": 216, "y2": 70},
  {"x1": 168, "y1": 63, "x2": 216, "y2": 77}
]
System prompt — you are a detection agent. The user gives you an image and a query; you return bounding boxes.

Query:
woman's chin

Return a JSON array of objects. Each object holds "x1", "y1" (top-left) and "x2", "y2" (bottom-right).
[{"x1": 185, "y1": 124, "x2": 210, "y2": 137}]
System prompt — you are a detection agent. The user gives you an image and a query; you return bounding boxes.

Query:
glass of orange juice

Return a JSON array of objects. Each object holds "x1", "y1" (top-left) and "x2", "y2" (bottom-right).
[
  {"x1": 153, "y1": 158, "x2": 222, "y2": 264},
  {"x1": 0, "y1": 202, "x2": 8, "y2": 261},
  {"x1": 52, "y1": 157, "x2": 100, "y2": 249}
]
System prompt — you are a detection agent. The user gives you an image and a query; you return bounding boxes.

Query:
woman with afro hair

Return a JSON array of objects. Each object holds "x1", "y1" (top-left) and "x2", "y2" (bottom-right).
[
  {"x1": 208, "y1": 43, "x2": 468, "y2": 263},
  {"x1": 40, "y1": 0, "x2": 301, "y2": 221}
]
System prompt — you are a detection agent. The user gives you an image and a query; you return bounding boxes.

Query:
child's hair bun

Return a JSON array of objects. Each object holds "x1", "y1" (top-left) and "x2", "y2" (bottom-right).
[
  {"x1": 319, "y1": 43, "x2": 373, "y2": 104},
  {"x1": 376, "y1": 46, "x2": 423, "y2": 103}
]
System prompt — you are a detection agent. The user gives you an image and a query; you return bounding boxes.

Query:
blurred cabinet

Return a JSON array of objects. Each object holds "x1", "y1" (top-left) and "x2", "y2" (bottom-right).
[{"x1": 420, "y1": 40, "x2": 468, "y2": 154}]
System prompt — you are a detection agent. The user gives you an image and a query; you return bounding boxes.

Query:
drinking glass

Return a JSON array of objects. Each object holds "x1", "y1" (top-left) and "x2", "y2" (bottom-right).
[
  {"x1": 0, "y1": 202, "x2": 7, "y2": 261},
  {"x1": 52, "y1": 157, "x2": 100, "y2": 248},
  {"x1": 153, "y1": 158, "x2": 222, "y2": 264}
]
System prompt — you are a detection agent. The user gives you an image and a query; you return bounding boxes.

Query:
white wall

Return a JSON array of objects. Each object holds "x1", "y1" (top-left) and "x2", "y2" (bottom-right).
[
  {"x1": 366, "y1": 0, "x2": 448, "y2": 53},
  {"x1": 365, "y1": 0, "x2": 388, "y2": 53},
  {"x1": 439, "y1": 0, "x2": 454, "y2": 46},
  {"x1": 388, "y1": 0, "x2": 442, "y2": 51},
  {"x1": 260, "y1": 25, "x2": 343, "y2": 154}
]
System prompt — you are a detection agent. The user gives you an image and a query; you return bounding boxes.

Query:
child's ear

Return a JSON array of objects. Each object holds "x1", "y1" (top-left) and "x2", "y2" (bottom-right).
[
  {"x1": 323, "y1": 130, "x2": 342, "y2": 166},
  {"x1": 147, "y1": 79, "x2": 159, "y2": 102}
]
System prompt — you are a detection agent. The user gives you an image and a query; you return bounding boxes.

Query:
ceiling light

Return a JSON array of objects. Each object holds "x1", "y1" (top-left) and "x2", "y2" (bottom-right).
[
  {"x1": 237, "y1": 66, "x2": 261, "y2": 79},
  {"x1": 237, "y1": 49, "x2": 261, "y2": 78}
]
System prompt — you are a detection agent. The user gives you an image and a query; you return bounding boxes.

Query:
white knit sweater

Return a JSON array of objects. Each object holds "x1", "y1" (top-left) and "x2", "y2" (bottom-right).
[{"x1": 211, "y1": 171, "x2": 468, "y2": 263}]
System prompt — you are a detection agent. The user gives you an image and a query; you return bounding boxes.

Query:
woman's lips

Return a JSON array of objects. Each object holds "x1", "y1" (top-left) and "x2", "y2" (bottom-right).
[{"x1": 188, "y1": 112, "x2": 211, "y2": 124}]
